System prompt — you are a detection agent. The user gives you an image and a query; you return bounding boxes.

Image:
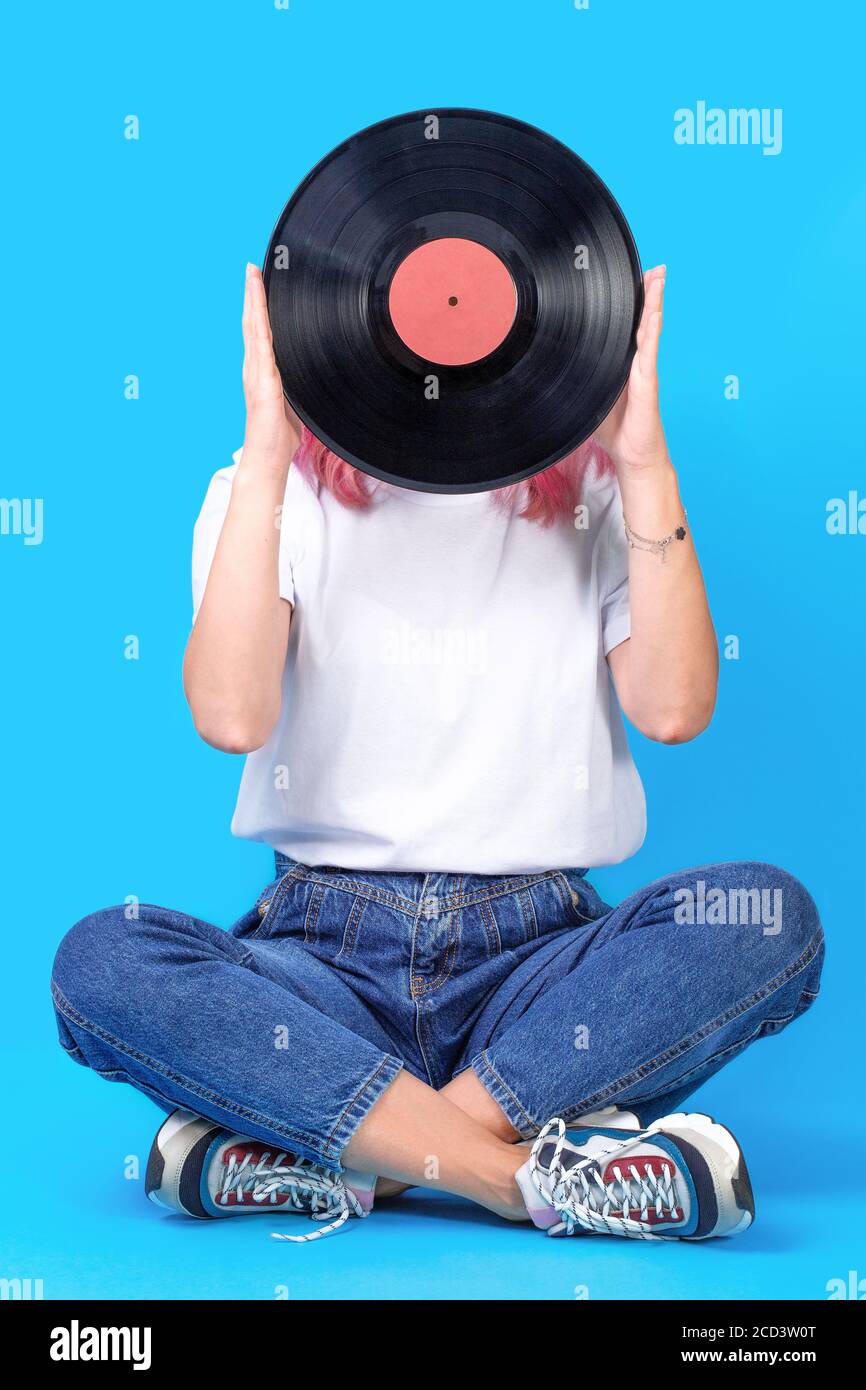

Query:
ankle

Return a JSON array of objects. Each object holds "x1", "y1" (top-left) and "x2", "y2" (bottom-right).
[
  {"x1": 482, "y1": 1144, "x2": 531, "y2": 1222},
  {"x1": 375, "y1": 1176, "x2": 411, "y2": 1200}
]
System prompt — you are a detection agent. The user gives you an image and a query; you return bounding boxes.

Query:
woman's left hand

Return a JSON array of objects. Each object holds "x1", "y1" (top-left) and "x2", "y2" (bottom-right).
[
  {"x1": 592, "y1": 265, "x2": 669, "y2": 472},
  {"x1": 597, "y1": 262, "x2": 718, "y2": 746}
]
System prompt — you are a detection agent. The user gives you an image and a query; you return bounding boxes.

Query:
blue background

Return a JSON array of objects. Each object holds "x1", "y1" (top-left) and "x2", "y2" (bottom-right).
[{"x1": 2, "y1": 0, "x2": 863, "y2": 1300}]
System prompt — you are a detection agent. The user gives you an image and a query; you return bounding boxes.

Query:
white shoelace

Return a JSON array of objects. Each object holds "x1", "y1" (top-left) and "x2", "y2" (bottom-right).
[
  {"x1": 217, "y1": 1149, "x2": 367, "y2": 1242},
  {"x1": 529, "y1": 1118, "x2": 683, "y2": 1240}
]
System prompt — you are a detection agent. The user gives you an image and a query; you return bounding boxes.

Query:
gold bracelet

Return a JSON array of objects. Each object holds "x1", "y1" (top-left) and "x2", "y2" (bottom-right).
[{"x1": 623, "y1": 510, "x2": 688, "y2": 563}]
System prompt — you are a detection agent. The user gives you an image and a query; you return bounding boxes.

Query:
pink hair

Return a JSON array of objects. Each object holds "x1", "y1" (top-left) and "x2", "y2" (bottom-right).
[{"x1": 293, "y1": 425, "x2": 614, "y2": 526}]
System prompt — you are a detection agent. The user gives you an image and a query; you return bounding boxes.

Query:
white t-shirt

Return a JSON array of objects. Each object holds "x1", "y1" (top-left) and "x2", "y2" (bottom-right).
[{"x1": 191, "y1": 452, "x2": 646, "y2": 873}]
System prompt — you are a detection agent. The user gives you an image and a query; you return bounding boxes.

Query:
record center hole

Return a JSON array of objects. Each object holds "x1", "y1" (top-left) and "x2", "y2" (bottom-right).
[{"x1": 448, "y1": 296, "x2": 459, "y2": 306}]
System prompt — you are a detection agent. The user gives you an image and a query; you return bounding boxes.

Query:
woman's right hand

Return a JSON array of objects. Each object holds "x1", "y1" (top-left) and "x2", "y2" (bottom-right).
[{"x1": 241, "y1": 262, "x2": 301, "y2": 471}]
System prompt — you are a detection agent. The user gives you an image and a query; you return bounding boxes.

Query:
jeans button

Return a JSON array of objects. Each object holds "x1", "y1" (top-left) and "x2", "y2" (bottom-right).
[{"x1": 258, "y1": 900, "x2": 270, "y2": 918}]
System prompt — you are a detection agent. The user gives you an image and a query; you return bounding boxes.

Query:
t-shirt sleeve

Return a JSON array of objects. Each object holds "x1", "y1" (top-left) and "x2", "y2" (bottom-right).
[
  {"x1": 599, "y1": 482, "x2": 632, "y2": 656},
  {"x1": 191, "y1": 450, "x2": 295, "y2": 624}
]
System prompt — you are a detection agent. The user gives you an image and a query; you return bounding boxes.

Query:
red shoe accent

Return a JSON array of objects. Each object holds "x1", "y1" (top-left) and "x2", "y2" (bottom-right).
[
  {"x1": 600, "y1": 1153, "x2": 681, "y2": 1223},
  {"x1": 219, "y1": 1144, "x2": 299, "y2": 1207}
]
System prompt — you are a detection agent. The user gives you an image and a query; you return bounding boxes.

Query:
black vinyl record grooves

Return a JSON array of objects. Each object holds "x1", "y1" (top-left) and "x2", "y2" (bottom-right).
[{"x1": 263, "y1": 108, "x2": 642, "y2": 494}]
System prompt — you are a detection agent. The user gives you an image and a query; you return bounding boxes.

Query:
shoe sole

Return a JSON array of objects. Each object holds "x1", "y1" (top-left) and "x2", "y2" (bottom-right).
[{"x1": 647, "y1": 1111, "x2": 755, "y2": 1239}]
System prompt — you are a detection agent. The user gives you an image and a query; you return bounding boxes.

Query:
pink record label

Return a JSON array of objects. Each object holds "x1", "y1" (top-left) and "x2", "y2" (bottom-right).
[{"x1": 388, "y1": 237, "x2": 518, "y2": 365}]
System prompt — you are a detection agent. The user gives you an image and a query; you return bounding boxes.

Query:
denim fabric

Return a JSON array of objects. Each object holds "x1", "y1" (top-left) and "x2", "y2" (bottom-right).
[{"x1": 51, "y1": 857, "x2": 824, "y2": 1169}]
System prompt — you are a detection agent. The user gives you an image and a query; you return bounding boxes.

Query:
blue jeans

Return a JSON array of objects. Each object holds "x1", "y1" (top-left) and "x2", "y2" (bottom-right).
[{"x1": 51, "y1": 857, "x2": 824, "y2": 1170}]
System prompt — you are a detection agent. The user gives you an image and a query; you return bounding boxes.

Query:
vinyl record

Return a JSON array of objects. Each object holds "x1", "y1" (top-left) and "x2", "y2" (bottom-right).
[{"x1": 263, "y1": 108, "x2": 642, "y2": 494}]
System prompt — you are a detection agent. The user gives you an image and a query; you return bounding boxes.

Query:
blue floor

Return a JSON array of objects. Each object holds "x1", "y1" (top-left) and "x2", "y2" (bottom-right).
[{"x1": 9, "y1": 1038, "x2": 855, "y2": 1301}]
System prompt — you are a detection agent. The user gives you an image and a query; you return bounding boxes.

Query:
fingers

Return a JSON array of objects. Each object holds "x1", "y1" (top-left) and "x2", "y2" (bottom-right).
[
  {"x1": 633, "y1": 264, "x2": 665, "y2": 385},
  {"x1": 242, "y1": 263, "x2": 281, "y2": 401},
  {"x1": 247, "y1": 263, "x2": 274, "y2": 345},
  {"x1": 642, "y1": 263, "x2": 666, "y2": 295},
  {"x1": 241, "y1": 263, "x2": 255, "y2": 364},
  {"x1": 638, "y1": 264, "x2": 665, "y2": 333}
]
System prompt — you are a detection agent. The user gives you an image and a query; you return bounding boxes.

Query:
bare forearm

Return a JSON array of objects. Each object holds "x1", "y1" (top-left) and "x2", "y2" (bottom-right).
[
  {"x1": 184, "y1": 457, "x2": 291, "y2": 752},
  {"x1": 593, "y1": 264, "x2": 716, "y2": 742},
  {"x1": 185, "y1": 263, "x2": 301, "y2": 752},
  {"x1": 613, "y1": 459, "x2": 718, "y2": 743}
]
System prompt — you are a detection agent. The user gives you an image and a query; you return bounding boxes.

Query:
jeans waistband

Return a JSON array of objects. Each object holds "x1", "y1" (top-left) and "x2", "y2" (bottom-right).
[{"x1": 273, "y1": 851, "x2": 588, "y2": 892}]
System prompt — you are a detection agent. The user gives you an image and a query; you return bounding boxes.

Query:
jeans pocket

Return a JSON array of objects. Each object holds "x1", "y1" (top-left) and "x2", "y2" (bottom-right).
[
  {"x1": 252, "y1": 873, "x2": 359, "y2": 951},
  {"x1": 234, "y1": 871, "x2": 374, "y2": 957},
  {"x1": 232, "y1": 872, "x2": 297, "y2": 941},
  {"x1": 230, "y1": 905, "x2": 268, "y2": 940},
  {"x1": 300, "y1": 881, "x2": 371, "y2": 957},
  {"x1": 553, "y1": 871, "x2": 607, "y2": 926}
]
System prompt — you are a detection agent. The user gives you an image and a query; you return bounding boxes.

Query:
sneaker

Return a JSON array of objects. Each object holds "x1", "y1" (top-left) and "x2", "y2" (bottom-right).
[
  {"x1": 145, "y1": 1109, "x2": 375, "y2": 1242},
  {"x1": 570, "y1": 1105, "x2": 642, "y2": 1131},
  {"x1": 516, "y1": 1112, "x2": 754, "y2": 1240}
]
